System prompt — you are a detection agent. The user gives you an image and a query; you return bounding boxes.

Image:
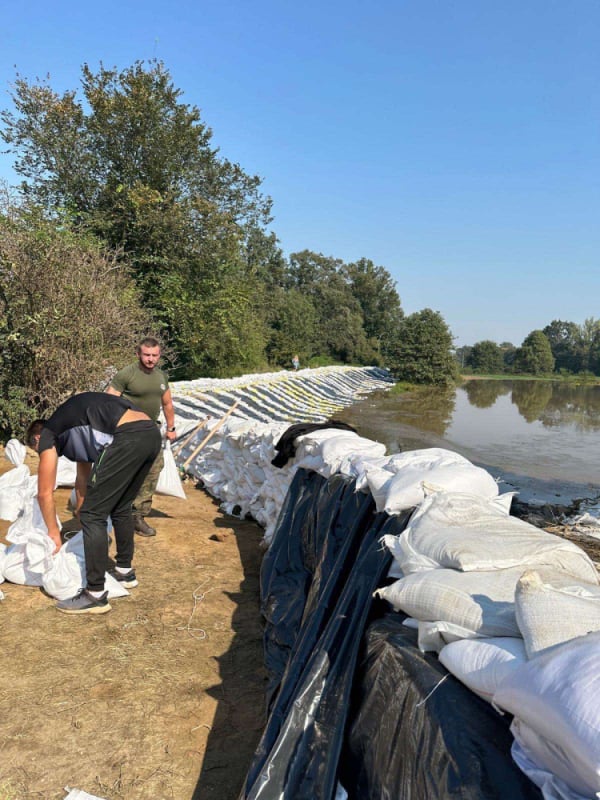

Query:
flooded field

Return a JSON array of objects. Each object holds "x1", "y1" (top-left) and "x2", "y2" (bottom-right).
[{"x1": 337, "y1": 379, "x2": 600, "y2": 514}]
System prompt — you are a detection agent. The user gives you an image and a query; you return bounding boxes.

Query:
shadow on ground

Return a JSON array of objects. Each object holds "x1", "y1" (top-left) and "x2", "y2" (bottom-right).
[{"x1": 192, "y1": 512, "x2": 267, "y2": 800}]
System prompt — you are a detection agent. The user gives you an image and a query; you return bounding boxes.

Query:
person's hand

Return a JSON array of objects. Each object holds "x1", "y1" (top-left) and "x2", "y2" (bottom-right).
[
  {"x1": 166, "y1": 429, "x2": 177, "y2": 442},
  {"x1": 48, "y1": 527, "x2": 62, "y2": 554}
]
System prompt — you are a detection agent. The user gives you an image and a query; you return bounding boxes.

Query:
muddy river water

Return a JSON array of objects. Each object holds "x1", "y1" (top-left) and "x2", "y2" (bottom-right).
[{"x1": 337, "y1": 379, "x2": 600, "y2": 516}]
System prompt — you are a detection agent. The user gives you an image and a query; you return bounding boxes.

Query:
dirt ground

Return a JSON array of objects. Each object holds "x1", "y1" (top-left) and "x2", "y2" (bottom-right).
[{"x1": 0, "y1": 449, "x2": 267, "y2": 800}]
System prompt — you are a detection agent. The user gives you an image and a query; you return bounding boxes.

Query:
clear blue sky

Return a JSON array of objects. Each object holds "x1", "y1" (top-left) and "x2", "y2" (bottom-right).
[{"x1": 1, "y1": 0, "x2": 598, "y2": 347}]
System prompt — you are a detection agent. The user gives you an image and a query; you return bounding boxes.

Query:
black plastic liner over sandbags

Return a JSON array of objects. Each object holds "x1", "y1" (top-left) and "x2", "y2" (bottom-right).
[
  {"x1": 341, "y1": 613, "x2": 542, "y2": 800},
  {"x1": 241, "y1": 468, "x2": 409, "y2": 799}
]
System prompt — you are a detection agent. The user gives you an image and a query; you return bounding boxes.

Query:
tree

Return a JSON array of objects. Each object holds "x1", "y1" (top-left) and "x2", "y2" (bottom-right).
[
  {"x1": 342, "y1": 257, "x2": 403, "y2": 349},
  {"x1": 287, "y1": 251, "x2": 379, "y2": 365},
  {"x1": 542, "y1": 320, "x2": 582, "y2": 373},
  {"x1": 466, "y1": 340, "x2": 504, "y2": 374},
  {"x1": 385, "y1": 308, "x2": 458, "y2": 386},
  {"x1": 513, "y1": 330, "x2": 555, "y2": 375},
  {"x1": 0, "y1": 199, "x2": 151, "y2": 436},
  {"x1": 1, "y1": 60, "x2": 273, "y2": 378}
]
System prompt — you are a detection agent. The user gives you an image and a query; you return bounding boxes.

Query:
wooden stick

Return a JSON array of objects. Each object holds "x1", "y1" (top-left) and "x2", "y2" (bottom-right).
[
  {"x1": 182, "y1": 399, "x2": 241, "y2": 469},
  {"x1": 172, "y1": 418, "x2": 211, "y2": 458}
]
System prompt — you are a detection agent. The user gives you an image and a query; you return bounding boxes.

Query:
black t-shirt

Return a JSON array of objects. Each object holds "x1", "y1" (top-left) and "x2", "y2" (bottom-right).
[{"x1": 38, "y1": 392, "x2": 135, "y2": 462}]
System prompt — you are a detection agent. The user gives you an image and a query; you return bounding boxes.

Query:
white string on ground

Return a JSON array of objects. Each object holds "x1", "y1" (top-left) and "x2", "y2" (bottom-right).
[{"x1": 177, "y1": 579, "x2": 214, "y2": 640}]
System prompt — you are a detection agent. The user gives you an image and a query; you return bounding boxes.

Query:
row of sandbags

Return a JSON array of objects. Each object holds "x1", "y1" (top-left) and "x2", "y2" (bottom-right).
[
  {"x1": 376, "y1": 489, "x2": 600, "y2": 800},
  {"x1": 170, "y1": 365, "x2": 395, "y2": 426}
]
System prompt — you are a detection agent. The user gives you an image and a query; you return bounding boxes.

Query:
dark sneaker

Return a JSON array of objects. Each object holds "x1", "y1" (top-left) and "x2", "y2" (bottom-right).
[
  {"x1": 108, "y1": 567, "x2": 138, "y2": 588},
  {"x1": 56, "y1": 588, "x2": 111, "y2": 615},
  {"x1": 134, "y1": 517, "x2": 156, "y2": 537}
]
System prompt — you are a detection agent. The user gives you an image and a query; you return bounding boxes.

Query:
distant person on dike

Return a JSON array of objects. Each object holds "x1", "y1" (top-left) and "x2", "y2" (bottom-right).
[
  {"x1": 106, "y1": 337, "x2": 177, "y2": 537},
  {"x1": 26, "y1": 392, "x2": 161, "y2": 615},
  {"x1": 292, "y1": 354, "x2": 300, "y2": 371}
]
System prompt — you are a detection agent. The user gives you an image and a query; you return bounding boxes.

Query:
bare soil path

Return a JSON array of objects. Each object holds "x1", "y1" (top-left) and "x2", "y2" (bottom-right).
[{"x1": 0, "y1": 449, "x2": 266, "y2": 800}]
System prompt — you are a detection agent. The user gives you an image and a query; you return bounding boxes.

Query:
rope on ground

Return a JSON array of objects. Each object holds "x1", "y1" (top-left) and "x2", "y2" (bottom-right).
[{"x1": 177, "y1": 578, "x2": 214, "y2": 640}]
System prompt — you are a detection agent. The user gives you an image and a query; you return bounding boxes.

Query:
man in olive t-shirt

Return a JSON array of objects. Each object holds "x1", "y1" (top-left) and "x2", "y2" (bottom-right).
[{"x1": 106, "y1": 337, "x2": 177, "y2": 536}]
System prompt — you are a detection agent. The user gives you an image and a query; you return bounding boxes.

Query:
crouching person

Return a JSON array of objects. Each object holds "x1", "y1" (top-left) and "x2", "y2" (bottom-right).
[{"x1": 26, "y1": 392, "x2": 162, "y2": 615}]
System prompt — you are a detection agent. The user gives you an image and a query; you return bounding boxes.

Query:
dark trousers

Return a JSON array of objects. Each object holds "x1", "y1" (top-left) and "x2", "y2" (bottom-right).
[{"x1": 80, "y1": 421, "x2": 162, "y2": 591}]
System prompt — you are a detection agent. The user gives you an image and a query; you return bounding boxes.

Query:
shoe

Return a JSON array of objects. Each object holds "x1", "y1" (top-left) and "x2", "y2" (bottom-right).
[
  {"x1": 56, "y1": 588, "x2": 111, "y2": 615},
  {"x1": 134, "y1": 517, "x2": 156, "y2": 537},
  {"x1": 108, "y1": 567, "x2": 138, "y2": 588}
]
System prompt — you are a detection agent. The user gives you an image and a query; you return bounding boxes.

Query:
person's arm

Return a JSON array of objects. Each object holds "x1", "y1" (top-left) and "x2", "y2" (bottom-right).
[
  {"x1": 162, "y1": 388, "x2": 177, "y2": 442},
  {"x1": 105, "y1": 385, "x2": 121, "y2": 397},
  {"x1": 37, "y1": 447, "x2": 62, "y2": 554},
  {"x1": 74, "y1": 462, "x2": 92, "y2": 516}
]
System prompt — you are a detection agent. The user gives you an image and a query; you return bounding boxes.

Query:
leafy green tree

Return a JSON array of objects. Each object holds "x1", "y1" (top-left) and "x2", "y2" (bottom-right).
[
  {"x1": 287, "y1": 251, "x2": 379, "y2": 364},
  {"x1": 0, "y1": 199, "x2": 150, "y2": 437},
  {"x1": 542, "y1": 320, "x2": 582, "y2": 373},
  {"x1": 343, "y1": 257, "x2": 403, "y2": 349},
  {"x1": 513, "y1": 330, "x2": 555, "y2": 375},
  {"x1": 466, "y1": 340, "x2": 504, "y2": 374},
  {"x1": 265, "y1": 287, "x2": 318, "y2": 367},
  {"x1": 1, "y1": 60, "x2": 273, "y2": 378},
  {"x1": 385, "y1": 308, "x2": 458, "y2": 386}
]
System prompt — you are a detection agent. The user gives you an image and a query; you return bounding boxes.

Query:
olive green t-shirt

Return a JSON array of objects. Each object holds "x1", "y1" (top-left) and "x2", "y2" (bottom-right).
[{"x1": 109, "y1": 362, "x2": 169, "y2": 423}]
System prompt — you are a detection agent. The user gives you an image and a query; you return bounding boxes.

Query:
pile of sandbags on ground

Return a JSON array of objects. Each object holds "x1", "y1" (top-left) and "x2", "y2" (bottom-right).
[
  {"x1": 177, "y1": 420, "x2": 387, "y2": 545},
  {"x1": 375, "y1": 488, "x2": 600, "y2": 800},
  {"x1": 0, "y1": 439, "x2": 127, "y2": 600}
]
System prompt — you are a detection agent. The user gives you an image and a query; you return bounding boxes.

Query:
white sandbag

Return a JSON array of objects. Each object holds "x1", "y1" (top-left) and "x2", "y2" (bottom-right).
[
  {"x1": 4, "y1": 438, "x2": 26, "y2": 466},
  {"x1": 417, "y1": 620, "x2": 484, "y2": 653},
  {"x1": 2, "y1": 533, "x2": 53, "y2": 585},
  {"x1": 511, "y1": 723, "x2": 593, "y2": 800},
  {"x1": 55, "y1": 456, "x2": 77, "y2": 488},
  {"x1": 438, "y1": 637, "x2": 527, "y2": 702},
  {"x1": 515, "y1": 569, "x2": 600, "y2": 658},
  {"x1": 494, "y1": 631, "x2": 600, "y2": 799},
  {"x1": 363, "y1": 448, "x2": 499, "y2": 513},
  {"x1": 384, "y1": 491, "x2": 599, "y2": 583},
  {"x1": 42, "y1": 532, "x2": 128, "y2": 600},
  {"x1": 376, "y1": 567, "x2": 522, "y2": 638},
  {"x1": 155, "y1": 442, "x2": 186, "y2": 499},
  {"x1": 0, "y1": 464, "x2": 31, "y2": 521}
]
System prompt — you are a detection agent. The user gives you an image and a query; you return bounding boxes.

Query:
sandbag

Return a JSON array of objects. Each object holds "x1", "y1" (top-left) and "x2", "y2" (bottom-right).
[
  {"x1": 515, "y1": 569, "x2": 600, "y2": 658},
  {"x1": 376, "y1": 567, "x2": 523, "y2": 639},
  {"x1": 42, "y1": 532, "x2": 129, "y2": 600},
  {"x1": 494, "y1": 631, "x2": 600, "y2": 799},
  {"x1": 438, "y1": 637, "x2": 527, "y2": 702},
  {"x1": 156, "y1": 442, "x2": 186, "y2": 499},
  {"x1": 363, "y1": 448, "x2": 499, "y2": 514},
  {"x1": 384, "y1": 491, "x2": 598, "y2": 583},
  {"x1": 4, "y1": 438, "x2": 26, "y2": 466},
  {"x1": 0, "y1": 464, "x2": 31, "y2": 522}
]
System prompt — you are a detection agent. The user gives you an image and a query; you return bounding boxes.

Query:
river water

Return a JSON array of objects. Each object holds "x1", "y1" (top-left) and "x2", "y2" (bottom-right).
[{"x1": 337, "y1": 379, "x2": 600, "y2": 514}]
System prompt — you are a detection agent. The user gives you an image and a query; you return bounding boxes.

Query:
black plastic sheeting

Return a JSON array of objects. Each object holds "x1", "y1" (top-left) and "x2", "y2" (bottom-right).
[
  {"x1": 341, "y1": 613, "x2": 542, "y2": 800},
  {"x1": 239, "y1": 468, "x2": 541, "y2": 800}
]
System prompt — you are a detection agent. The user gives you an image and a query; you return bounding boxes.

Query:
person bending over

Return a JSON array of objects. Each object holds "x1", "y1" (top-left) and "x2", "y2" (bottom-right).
[
  {"x1": 26, "y1": 392, "x2": 162, "y2": 615},
  {"x1": 106, "y1": 337, "x2": 177, "y2": 537}
]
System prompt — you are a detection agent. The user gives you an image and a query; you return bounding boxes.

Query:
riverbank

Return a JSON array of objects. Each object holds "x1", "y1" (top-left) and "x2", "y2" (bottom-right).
[{"x1": 0, "y1": 450, "x2": 266, "y2": 800}]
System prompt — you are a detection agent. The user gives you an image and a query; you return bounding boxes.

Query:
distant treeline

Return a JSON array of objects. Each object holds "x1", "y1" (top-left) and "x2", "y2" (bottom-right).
[
  {"x1": 0, "y1": 59, "x2": 458, "y2": 436},
  {"x1": 456, "y1": 319, "x2": 600, "y2": 377}
]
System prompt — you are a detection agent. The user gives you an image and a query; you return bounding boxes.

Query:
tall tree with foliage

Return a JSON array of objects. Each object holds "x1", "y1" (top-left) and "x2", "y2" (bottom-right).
[
  {"x1": 287, "y1": 250, "x2": 380, "y2": 364},
  {"x1": 542, "y1": 320, "x2": 583, "y2": 373},
  {"x1": 385, "y1": 308, "x2": 458, "y2": 386},
  {"x1": 342, "y1": 257, "x2": 403, "y2": 352},
  {"x1": 513, "y1": 330, "x2": 555, "y2": 375},
  {"x1": 467, "y1": 340, "x2": 504, "y2": 374},
  {"x1": 1, "y1": 60, "x2": 273, "y2": 378}
]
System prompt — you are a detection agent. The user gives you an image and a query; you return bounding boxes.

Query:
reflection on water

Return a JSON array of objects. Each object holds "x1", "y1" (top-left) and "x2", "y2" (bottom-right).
[{"x1": 336, "y1": 380, "x2": 600, "y2": 487}]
